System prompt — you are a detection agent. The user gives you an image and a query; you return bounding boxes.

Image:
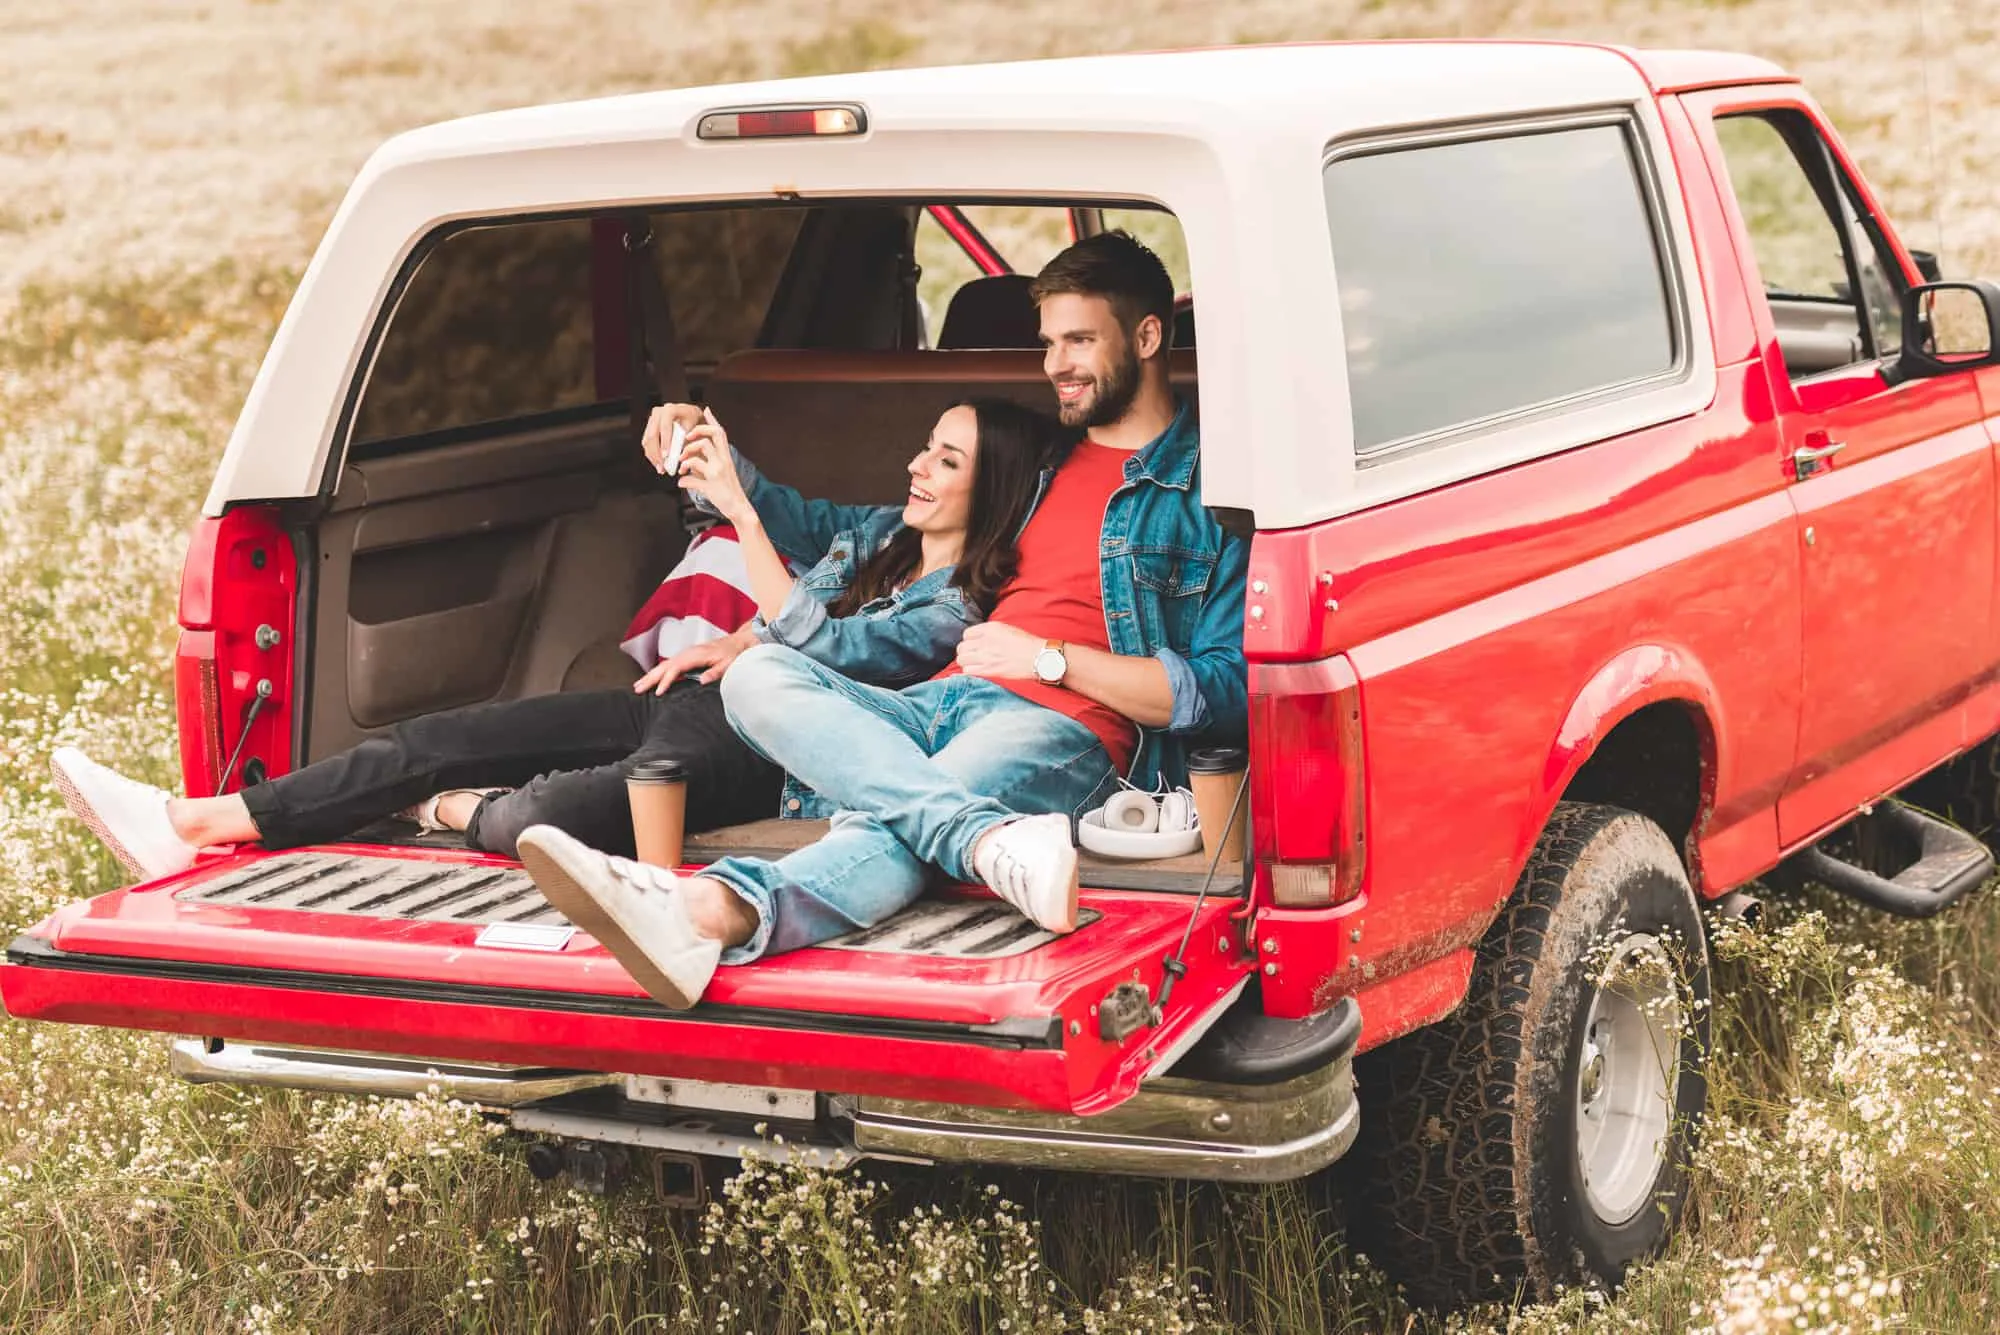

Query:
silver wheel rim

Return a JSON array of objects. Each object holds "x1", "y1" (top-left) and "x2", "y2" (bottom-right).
[{"x1": 1574, "y1": 931, "x2": 1681, "y2": 1225}]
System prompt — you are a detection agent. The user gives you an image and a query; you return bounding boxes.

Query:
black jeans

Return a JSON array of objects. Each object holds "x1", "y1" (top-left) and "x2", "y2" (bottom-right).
[{"x1": 238, "y1": 681, "x2": 781, "y2": 859}]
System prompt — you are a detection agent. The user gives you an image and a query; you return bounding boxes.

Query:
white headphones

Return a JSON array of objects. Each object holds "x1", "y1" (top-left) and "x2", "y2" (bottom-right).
[
  {"x1": 1080, "y1": 775, "x2": 1205, "y2": 860},
  {"x1": 1099, "y1": 782, "x2": 1199, "y2": 835}
]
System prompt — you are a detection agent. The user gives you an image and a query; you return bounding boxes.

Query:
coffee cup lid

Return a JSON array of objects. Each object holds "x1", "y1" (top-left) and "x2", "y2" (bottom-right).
[
  {"x1": 626, "y1": 757, "x2": 688, "y2": 783},
  {"x1": 1185, "y1": 746, "x2": 1248, "y2": 775}
]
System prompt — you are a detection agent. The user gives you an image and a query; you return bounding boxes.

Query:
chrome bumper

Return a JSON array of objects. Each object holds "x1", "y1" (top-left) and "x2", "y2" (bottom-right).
[
  {"x1": 848, "y1": 1061, "x2": 1357, "y2": 1183},
  {"x1": 170, "y1": 1039, "x2": 1357, "y2": 1184},
  {"x1": 168, "y1": 1038, "x2": 618, "y2": 1106}
]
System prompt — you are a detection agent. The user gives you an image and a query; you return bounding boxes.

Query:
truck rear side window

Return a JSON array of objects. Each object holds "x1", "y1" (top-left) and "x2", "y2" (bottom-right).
[
  {"x1": 351, "y1": 209, "x2": 805, "y2": 449},
  {"x1": 352, "y1": 218, "x2": 598, "y2": 446},
  {"x1": 1324, "y1": 120, "x2": 1679, "y2": 458}
]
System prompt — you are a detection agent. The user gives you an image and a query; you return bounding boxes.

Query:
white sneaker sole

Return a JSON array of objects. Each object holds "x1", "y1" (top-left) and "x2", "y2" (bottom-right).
[
  {"x1": 517, "y1": 833, "x2": 704, "y2": 1010},
  {"x1": 1047, "y1": 842, "x2": 1081, "y2": 934},
  {"x1": 51, "y1": 753, "x2": 153, "y2": 881}
]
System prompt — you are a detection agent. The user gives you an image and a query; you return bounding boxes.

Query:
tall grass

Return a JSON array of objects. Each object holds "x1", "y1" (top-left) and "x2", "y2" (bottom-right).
[{"x1": 7, "y1": 1, "x2": 2000, "y2": 1330}]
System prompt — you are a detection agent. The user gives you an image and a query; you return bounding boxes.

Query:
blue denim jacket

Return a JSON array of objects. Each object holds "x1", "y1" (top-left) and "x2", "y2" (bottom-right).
[
  {"x1": 721, "y1": 454, "x2": 979, "y2": 818},
  {"x1": 1072, "y1": 400, "x2": 1249, "y2": 795}
]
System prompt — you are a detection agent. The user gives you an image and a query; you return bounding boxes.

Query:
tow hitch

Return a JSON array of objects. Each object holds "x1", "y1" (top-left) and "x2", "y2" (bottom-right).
[{"x1": 523, "y1": 1138, "x2": 709, "y2": 1206}]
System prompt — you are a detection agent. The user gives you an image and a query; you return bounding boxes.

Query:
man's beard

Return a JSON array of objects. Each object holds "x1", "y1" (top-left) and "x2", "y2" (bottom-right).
[{"x1": 1057, "y1": 348, "x2": 1141, "y2": 429}]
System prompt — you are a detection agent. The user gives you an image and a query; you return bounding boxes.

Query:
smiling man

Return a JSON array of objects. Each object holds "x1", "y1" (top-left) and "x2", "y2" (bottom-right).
[{"x1": 517, "y1": 231, "x2": 1250, "y2": 1009}]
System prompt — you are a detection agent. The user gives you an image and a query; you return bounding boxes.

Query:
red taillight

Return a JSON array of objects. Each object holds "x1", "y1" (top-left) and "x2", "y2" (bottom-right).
[
  {"x1": 173, "y1": 633, "x2": 225, "y2": 797},
  {"x1": 696, "y1": 105, "x2": 866, "y2": 140},
  {"x1": 174, "y1": 507, "x2": 296, "y2": 798},
  {"x1": 1248, "y1": 656, "x2": 1367, "y2": 907}
]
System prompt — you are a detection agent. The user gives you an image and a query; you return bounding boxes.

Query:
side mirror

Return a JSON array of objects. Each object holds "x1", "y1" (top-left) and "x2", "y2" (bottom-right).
[{"x1": 1890, "y1": 280, "x2": 2000, "y2": 383}]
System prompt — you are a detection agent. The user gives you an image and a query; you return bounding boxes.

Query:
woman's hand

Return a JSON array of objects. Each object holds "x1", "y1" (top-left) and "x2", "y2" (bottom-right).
[
  {"x1": 641, "y1": 403, "x2": 703, "y2": 475},
  {"x1": 633, "y1": 627, "x2": 761, "y2": 694},
  {"x1": 676, "y1": 409, "x2": 755, "y2": 525}
]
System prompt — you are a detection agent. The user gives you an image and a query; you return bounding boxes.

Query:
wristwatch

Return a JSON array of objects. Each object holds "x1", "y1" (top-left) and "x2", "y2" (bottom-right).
[{"x1": 1033, "y1": 639, "x2": 1069, "y2": 686}]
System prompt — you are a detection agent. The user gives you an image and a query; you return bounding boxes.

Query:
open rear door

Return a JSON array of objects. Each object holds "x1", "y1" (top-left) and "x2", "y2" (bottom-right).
[{"x1": 2, "y1": 844, "x2": 1249, "y2": 1116}]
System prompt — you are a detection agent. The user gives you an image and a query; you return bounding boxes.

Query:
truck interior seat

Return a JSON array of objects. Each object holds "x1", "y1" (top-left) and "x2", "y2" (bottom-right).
[
  {"x1": 936, "y1": 274, "x2": 1041, "y2": 349},
  {"x1": 703, "y1": 348, "x2": 1199, "y2": 506},
  {"x1": 1768, "y1": 296, "x2": 1866, "y2": 378}
]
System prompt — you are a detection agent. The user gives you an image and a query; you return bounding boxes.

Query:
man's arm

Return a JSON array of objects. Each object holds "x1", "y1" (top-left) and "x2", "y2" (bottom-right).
[
  {"x1": 1157, "y1": 533, "x2": 1250, "y2": 740},
  {"x1": 1048, "y1": 643, "x2": 1174, "y2": 727},
  {"x1": 951, "y1": 532, "x2": 1248, "y2": 736},
  {"x1": 951, "y1": 624, "x2": 1175, "y2": 727}
]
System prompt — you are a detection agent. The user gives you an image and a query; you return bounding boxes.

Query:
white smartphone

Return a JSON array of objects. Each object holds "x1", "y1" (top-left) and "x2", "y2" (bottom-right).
[{"x1": 663, "y1": 419, "x2": 687, "y2": 475}]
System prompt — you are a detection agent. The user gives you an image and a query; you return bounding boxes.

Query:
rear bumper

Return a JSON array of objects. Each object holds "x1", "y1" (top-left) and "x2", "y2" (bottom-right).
[
  {"x1": 168, "y1": 1038, "x2": 619, "y2": 1105},
  {"x1": 848, "y1": 1060, "x2": 1357, "y2": 1183},
  {"x1": 165, "y1": 1001, "x2": 1361, "y2": 1184}
]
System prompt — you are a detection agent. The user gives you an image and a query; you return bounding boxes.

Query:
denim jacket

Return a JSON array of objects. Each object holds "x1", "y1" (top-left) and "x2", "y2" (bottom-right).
[
  {"x1": 1070, "y1": 400, "x2": 1249, "y2": 795},
  {"x1": 719, "y1": 453, "x2": 980, "y2": 818}
]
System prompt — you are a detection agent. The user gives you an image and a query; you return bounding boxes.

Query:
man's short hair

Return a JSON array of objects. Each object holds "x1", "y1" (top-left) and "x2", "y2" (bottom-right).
[{"x1": 1029, "y1": 230, "x2": 1176, "y2": 351}]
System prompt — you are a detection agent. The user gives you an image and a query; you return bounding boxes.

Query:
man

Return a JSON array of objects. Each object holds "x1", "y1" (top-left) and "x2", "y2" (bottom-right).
[{"x1": 519, "y1": 231, "x2": 1249, "y2": 1009}]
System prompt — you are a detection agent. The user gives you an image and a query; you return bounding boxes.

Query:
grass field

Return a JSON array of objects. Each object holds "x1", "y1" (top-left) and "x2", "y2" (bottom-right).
[{"x1": 4, "y1": 1, "x2": 2000, "y2": 1330}]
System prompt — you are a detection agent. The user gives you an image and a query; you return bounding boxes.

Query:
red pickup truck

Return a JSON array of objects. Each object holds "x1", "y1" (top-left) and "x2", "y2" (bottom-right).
[{"x1": 9, "y1": 41, "x2": 2000, "y2": 1308}]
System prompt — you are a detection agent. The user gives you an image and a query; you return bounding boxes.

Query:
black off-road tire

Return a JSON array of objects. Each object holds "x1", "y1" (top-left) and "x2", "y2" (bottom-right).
[{"x1": 1343, "y1": 802, "x2": 1711, "y2": 1308}]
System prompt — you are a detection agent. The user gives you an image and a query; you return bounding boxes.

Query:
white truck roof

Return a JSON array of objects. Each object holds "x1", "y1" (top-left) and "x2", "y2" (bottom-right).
[{"x1": 209, "y1": 42, "x2": 1777, "y2": 525}]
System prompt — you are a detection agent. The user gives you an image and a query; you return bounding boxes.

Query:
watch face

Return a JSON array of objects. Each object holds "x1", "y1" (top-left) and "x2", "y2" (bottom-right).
[{"x1": 1034, "y1": 647, "x2": 1065, "y2": 684}]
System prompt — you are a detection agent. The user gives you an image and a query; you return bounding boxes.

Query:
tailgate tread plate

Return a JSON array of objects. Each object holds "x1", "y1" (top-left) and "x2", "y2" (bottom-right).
[{"x1": 174, "y1": 852, "x2": 1092, "y2": 957}]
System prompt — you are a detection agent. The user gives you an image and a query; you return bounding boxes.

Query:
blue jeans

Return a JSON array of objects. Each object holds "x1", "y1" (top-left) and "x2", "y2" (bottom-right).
[{"x1": 706, "y1": 644, "x2": 1115, "y2": 961}]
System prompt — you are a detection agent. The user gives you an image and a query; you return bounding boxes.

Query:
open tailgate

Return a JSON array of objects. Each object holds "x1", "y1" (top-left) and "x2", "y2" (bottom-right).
[{"x1": 1, "y1": 844, "x2": 1250, "y2": 1116}]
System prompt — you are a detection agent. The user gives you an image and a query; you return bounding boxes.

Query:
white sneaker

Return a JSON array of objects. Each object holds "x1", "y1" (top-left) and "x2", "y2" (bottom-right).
[
  {"x1": 972, "y1": 813, "x2": 1080, "y2": 934},
  {"x1": 50, "y1": 747, "x2": 200, "y2": 881},
  {"x1": 515, "y1": 824, "x2": 722, "y2": 1010}
]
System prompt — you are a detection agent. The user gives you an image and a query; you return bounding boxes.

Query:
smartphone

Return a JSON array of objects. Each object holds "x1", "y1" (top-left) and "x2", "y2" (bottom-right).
[{"x1": 662, "y1": 420, "x2": 687, "y2": 475}]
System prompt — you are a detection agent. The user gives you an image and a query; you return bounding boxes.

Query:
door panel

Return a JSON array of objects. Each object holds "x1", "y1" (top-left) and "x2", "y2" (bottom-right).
[
  {"x1": 1779, "y1": 372, "x2": 1994, "y2": 839},
  {"x1": 306, "y1": 416, "x2": 685, "y2": 760},
  {"x1": 1687, "y1": 94, "x2": 1999, "y2": 843}
]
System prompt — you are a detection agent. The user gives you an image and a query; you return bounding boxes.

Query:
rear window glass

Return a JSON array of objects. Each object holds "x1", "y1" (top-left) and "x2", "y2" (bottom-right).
[
  {"x1": 914, "y1": 206, "x2": 1190, "y2": 348},
  {"x1": 914, "y1": 206, "x2": 1076, "y2": 347},
  {"x1": 1323, "y1": 121, "x2": 1679, "y2": 456},
  {"x1": 1100, "y1": 208, "x2": 1191, "y2": 293}
]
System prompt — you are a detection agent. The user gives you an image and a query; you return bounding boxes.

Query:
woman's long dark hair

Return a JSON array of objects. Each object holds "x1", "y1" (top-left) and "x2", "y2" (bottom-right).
[{"x1": 828, "y1": 397, "x2": 1074, "y2": 618}]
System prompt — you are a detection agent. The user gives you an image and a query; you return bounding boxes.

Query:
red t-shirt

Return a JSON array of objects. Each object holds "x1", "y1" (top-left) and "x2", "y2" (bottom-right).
[{"x1": 938, "y1": 440, "x2": 1137, "y2": 773}]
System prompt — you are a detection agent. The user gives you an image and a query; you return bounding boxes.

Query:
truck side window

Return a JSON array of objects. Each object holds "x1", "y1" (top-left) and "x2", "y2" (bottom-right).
[
  {"x1": 1711, "y1": 111, "x2": 1906, "y2": 379},
  {"x1": 351, "y1": 218, "x2": 598, "y2": 447},
  {"x1": 352, "y1": 208, "x2": 804, "y2": 449},
  {"x1": 1323, "y1": 120, "x2": 1679, "y2": 459}
]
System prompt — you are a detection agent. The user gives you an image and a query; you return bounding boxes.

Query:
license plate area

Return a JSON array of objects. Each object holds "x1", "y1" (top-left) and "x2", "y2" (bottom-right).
[{"x1": 623, "y1": 1074, "x2": 817, "y2": 1120}]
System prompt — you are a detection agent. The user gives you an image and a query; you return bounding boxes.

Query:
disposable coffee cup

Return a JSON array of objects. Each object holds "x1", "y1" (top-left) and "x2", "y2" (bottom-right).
[
  {"x1": 626, "y1": 757, "x2": 689, "y2": 868},
  {"x1": 1186, "y1": 747, "x2": 1248, "y2": 865}
]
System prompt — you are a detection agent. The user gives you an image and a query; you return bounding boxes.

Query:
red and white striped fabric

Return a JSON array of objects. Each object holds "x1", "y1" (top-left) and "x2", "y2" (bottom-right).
[{"x1": 618, "y1": 525, "x2": 760, "y2": 670}]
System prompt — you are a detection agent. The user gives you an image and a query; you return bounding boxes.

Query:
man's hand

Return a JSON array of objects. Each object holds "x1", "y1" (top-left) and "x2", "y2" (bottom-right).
[
  {"x1": 633, "y1": 628, "x2": 760, "y2": 695},
  {"x1": 954, "y1": 621, "x2": 1044, "y2": 680}
]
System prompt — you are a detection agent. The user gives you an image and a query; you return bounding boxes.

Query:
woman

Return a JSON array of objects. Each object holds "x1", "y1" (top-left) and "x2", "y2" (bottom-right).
[{"x1": 53, "y1": 397, "x2": 1069, "y2": 879}]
